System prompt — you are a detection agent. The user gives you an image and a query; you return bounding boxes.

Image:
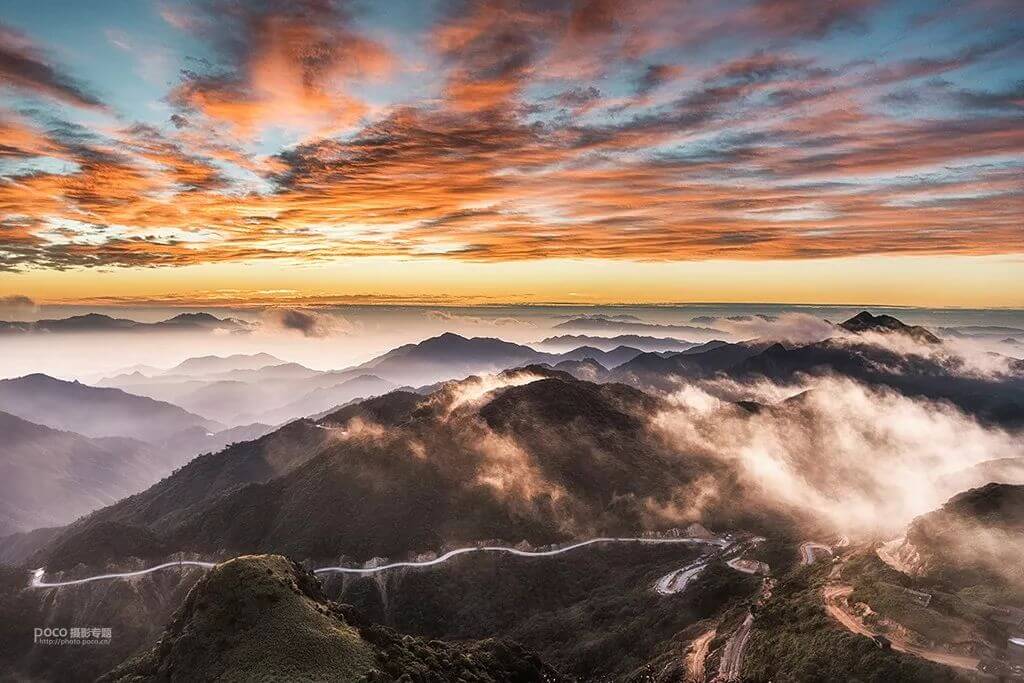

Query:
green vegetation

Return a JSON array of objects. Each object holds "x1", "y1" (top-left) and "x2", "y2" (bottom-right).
[
  {"x1": 0, "y1": 563, "x2": 202, "y2": 682},
  {"x1": 843, "y1": 550, "x2": 1008, "y2": 657},
  {"x1": 104, "y1": 555, "x2": 375, "y2": 682},
  {"x1": 337, "y1": 544, "x2": 760, "y2": 680},
  {"x1": 844, "y1": 551, "x2": 997, "y2": 645},
  {"x1": 956, "y1": 582, "x2": 1024, "y2": 609},
  {"x1": 743, "y1": 563, "x2": 967, "y2": 683},
  {"x1": 358, "y1": 626, "x2": 564, "y2": 682},
  {"x1": 904, "y1": 483, "x2": 1024, "y2": 605},
  {"x1": 103, "y1": 555, "x2": 565, "y2": 682},
  {"x1": 0, "y1": 565, "x2": 45, "y2": 679},
  {"x1": 743, "y1": 533, "x2": 802, "y2": 574},
  {"x1": 850, "y1": 580, "x2": 967, "y2": 645},
  {"x1": 41, "y1": 521, "x2": 169, "y2": 571}
]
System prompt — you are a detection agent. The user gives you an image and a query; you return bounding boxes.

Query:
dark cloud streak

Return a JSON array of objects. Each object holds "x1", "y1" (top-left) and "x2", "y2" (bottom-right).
[{"x1": 0, "y1": 23, "x2": 105, "y2": 109}]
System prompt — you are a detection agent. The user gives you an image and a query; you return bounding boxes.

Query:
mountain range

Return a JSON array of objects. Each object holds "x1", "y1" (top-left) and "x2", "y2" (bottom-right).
[
  {"x1": 0, "y1": 412, "x2": 174, "y2": 536},
  {"x1": 607, "y1": 312, "x2": 1024, "y2": 428},
  {"x1": 101, "y1": 554, "x2": 563, "y2": 682},
  {"x1": 552, "y1": 315, "x2": 722, "y2": 338},
  {"x1": 537, "y1": 333, "x2": 698, "y2": 353},
  {"x1": 0, "y1": 374, "x2": 221, "y2": 442},
  {"x1": 9, "y1": 311, "x2": 1023, "y2": 565},
  {"x1": 28, "y1": 367, "x2": 724, "y2": 571},
  {"x1": 0, "y1": 312, "x2": 251, "y2": 335},
  {"x1": 99, "y1": 363, "x2": 397, "y2": 426},
  {"x1": 0, "y1": 375, "x2": 275, "y2": 535},
  {"x1": 6, "y1": 311, "x2": 1021, "y2": 538},
  {"x1": 2, "y1": 311, "x2": 1023, "y2": 681},
  {"x1": 165, "y1": 352, "x2": 284, "y2": 374},
  {"x1": 96, "y1": 337, "x2": 656, "y2": 425}
]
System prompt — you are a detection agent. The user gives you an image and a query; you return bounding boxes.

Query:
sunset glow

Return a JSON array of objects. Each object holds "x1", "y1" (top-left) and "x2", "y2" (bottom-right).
[{"x1": 0, "y1": 0, "x2": 1022, "y2": 306}]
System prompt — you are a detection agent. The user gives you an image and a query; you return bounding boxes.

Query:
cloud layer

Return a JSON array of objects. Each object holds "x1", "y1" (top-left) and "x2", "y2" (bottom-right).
[
  {"x1": 0, "y1": 0, "x2": 1022, "y2": 272},
  {"x1": 654, "y1": 373, "x2": 1022, "y2": 536}
]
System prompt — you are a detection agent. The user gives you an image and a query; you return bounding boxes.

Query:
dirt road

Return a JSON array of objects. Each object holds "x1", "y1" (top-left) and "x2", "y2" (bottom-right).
[
  {"x1": 686, "y1": 628, "x2": 716, "y2": 683},
  {"x1": 822, "y1": 583, "x2": 981, "y2": 672}
]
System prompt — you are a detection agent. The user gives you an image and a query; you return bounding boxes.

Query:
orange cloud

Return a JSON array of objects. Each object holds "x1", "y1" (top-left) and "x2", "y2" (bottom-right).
[
  {"x1": 167, "y1": 0, "x2": 391, "y2": 135},
  {"x1": 0, "y1": 0, "x2": 1022, "y2": 277}
]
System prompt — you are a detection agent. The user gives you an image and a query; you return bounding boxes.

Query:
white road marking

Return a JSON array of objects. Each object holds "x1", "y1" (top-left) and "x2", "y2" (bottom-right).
[
  {"x1": 30, "y1": 537, "x2": 722, "y2": 588},
  {"x1": 315, "y1": 537, "x2": 721, "y2": 574},
  {"x1": 31, "y1": 561, "x2": 217, "y2": 588},
  {"x1": 799, "y1": 541, "x2": 832, "y2": 565},
  {"x1": 654, "y1": 559, "x2": 710, "y2": 595}
]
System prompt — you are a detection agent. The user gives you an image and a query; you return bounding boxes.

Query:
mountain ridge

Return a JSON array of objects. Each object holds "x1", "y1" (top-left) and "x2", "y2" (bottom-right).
[
  {"x1": 100, "y1": 554, "x2": 564, "y2": 682},
  {"x1": 0, "y1": 312, "x2": 251, "y2": 335},
  {"x1": 0, "y1": 374, "x2": 222, "y2": 443},
  {"x1": 0, "y1": 411, "x2": 176, "y2": 535}
]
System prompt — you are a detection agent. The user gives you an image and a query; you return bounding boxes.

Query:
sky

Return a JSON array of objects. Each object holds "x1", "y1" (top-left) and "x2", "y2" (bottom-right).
[{"x1": 0, "y1": 0, "x2": 1022, "y2": 307}]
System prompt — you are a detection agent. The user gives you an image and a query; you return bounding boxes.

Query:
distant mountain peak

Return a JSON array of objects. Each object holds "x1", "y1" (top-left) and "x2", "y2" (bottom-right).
[
  {"x1": 838, "y1": 311, "x2": 940, "y2": 344},
  {"x1": 168, "y1": 352, "x2": 286, "y2": 375},
  {"x1": 408, "y1": 332, "x2": 475, "y2": 349},
  {"x1": 571, "y1": 345, "x2": 604, "y2": 354},
  {"x1": 158, "y1": 312, "x2": 249, "y2": 329},
  {"x1": 71, "y1": 312, "x2": 115, "y2": 321},
  {"x1": 1, "y1": 311, "x2": 249, "y2": 334},
  {"x1": 165, "y1": 312, "x2": 219, "y2": 322},
  {"x1": 434, "y1": 331, "x2": 468, "y2": 341},
  {"x1": 14, "y1": 372, "x2": 66, "y2": 385}
]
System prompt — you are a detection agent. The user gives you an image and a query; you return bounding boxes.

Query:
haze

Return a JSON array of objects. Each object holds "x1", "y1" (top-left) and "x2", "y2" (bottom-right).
[{"x1": 3, "y1": 2, "x2": 1024, "y2": 681}]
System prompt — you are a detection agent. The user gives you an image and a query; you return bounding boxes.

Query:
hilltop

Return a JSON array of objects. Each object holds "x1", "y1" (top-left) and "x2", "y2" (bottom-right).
[{"x1": 101, "y1": 554, "x2": 563, "y2": 682}]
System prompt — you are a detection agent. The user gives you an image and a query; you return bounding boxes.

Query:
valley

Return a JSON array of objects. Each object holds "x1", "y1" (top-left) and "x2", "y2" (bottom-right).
[{"x1": 1, "y1": 309, "x2": 1023, "y2": 681}]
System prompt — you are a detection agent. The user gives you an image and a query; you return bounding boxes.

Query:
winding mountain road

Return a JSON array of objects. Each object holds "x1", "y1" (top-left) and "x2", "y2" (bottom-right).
[
  {"x1": 30, "y1": 536, "x2": 723, "y2": 588},
  {"x1": 653, "y1": 534, "x2": 767, "y2": 595},
  {"x1": 30, "y1": 561, "x2": 217, "y2": 588},
  {"x1": 717, "y1": 614, "x2": 754, "y2": 682},
  {"x1": 654, "y1": 558, "x2": 711, "y2": 595},
  {"x1": 685, "y1": 628, "x2": 716, "y2": 683},
  {"x1": 823, "y1": 583, "x2": 980, "y2": 672},
  {"x1": 799, "y1": 541, "x2": 832, "y2": 565},
  {"x1": 817, "y1": 545, "x2": 982, "y2": 673}
]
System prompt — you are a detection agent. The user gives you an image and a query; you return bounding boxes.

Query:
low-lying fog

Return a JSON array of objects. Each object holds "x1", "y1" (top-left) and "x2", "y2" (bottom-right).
[
  {"x1": 2, "y1": 303, "x2": 1022, "y2": 380},
  {"x1": 2, "y1": 299, "x2": 1023, "y2": 544},
  {"x1": 655, "y1": 374, "x2": 1021, "y2": 536}
]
